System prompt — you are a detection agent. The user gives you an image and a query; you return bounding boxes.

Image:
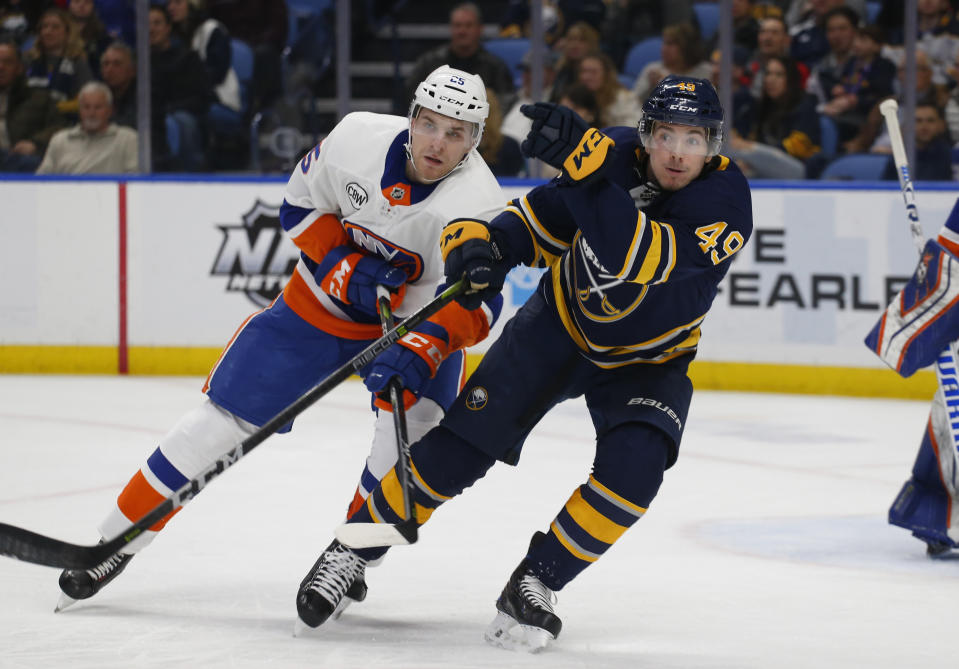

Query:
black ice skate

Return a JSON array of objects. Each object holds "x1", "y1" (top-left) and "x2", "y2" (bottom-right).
[
  {"x1": 56, "y1": 549, "x2": 134, "y2": 612},
  {"x1": 293, "y1": 540, "x2": 368, "y2": 635},
  {"x1": 485, "y1": 561, "x2": 562, "y2": 653}
]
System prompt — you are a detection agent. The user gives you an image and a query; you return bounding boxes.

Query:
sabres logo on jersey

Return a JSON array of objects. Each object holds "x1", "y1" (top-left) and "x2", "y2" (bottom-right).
[
  {"x1": 573, "y1": 235, "x2": 647, "y2": 322},
  {"x1": 343, "y1": 220, "x2": 424, "y2": 281},
  {"x1": 465, "y1": 386, "x2": 488, "y2": 410}
]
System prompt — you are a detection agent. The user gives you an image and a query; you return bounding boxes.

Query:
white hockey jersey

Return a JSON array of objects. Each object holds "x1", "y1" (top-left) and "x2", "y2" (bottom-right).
[{"x1": 280, "y1": 112, "x2": 506, "y2": 343}]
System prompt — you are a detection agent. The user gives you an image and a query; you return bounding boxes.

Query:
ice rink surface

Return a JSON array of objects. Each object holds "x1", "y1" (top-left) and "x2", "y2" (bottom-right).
[{"x1": 0, "y1": 374, "x2": 956, "y2": 668}]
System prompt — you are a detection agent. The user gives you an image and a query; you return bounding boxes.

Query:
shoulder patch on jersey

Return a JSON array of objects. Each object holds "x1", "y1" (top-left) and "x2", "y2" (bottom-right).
[{"x1": 346, "y1": 182, "x2": 369, "y2": 210}]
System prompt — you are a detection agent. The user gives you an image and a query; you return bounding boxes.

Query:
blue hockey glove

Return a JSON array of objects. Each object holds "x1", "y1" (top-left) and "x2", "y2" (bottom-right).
[
  {"x1": 364, "y1": 327, "x2": 447, "y2": 410},
  {"x1": 440, "y1": 218, "x2": 507, "y2": 310},
  {"x1": 315, "y1": 245, "x2": 407, "y2": 316},
  {"x1": 520, "y1": 102, "x2": 615, "y2": 184}
]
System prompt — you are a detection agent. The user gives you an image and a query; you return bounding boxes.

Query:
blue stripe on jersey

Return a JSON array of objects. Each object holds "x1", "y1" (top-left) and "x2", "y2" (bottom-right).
[
  {"x1": 416, "y1": 320, "x2": 450, "y2": 344},
  {"x1": 580, "y1": 481, "x2": 643, "y2": 527},
  {"x1": 279, "y1": 200, "x2": 313, "y2": 232},
  {"x1": 360, "y1": 464, "x2": 380, "y2": 495},
  {"x1": 554, "y1": 507, "x2": 609, "y2": 557},
  {"x1": 147, "y1": 447, "x2": 189, "y2": 491}
]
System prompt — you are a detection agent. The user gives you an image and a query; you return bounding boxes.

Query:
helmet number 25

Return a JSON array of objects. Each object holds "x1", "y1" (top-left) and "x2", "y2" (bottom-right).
[{"x1": 696, "y1": 222, "x2": 744, "y2": 265}]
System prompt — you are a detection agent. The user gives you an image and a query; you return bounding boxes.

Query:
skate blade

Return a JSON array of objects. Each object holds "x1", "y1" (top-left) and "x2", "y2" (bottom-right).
[
  {"x1": 484, "y1": 610, "x2": 554, "y2": 653},
  {"x1": 292, "y1": 596, "x2": 354, "y2": 637},
  {"x1": 54, "y1": 593, "x2": 78, "y2": 613}
]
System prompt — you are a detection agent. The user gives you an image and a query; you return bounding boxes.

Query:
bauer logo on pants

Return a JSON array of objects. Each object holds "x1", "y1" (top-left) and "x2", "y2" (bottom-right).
[
  {"x1": 210, "y1": 200, "x2": 300, "y2": 308},
  {"x1": 465, "y1": 386, "x2": 488, "y2": 410}
]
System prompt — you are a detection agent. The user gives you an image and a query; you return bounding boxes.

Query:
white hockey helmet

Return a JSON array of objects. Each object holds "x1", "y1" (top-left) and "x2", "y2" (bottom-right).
[{"x1": 408, "y1": 65, "x2": 489, "y2": 147}]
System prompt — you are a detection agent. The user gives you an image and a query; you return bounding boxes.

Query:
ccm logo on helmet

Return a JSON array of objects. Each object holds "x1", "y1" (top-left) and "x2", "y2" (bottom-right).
[
  {"x1": 669, "y1": 104, "x2": 697, "y2": 112},
  {"x1": 439, "y1": 95, "x2": 465, "y2": 106}
]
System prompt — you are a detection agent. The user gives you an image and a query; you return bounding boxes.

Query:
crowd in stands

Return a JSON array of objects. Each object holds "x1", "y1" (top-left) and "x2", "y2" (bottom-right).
[{"x1": 2, "y1": 0, "x2": 959, "y2": 181}]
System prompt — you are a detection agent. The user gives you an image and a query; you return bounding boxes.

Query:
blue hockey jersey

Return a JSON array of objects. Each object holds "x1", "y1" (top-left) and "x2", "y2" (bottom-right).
[{"x1": 490, "y1": 126, "x2": 753, "y2": 368}]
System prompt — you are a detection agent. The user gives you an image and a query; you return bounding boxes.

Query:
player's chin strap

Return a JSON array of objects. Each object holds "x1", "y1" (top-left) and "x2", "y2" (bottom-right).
[{"x1": 403, "y1": 139, "x2": 473, "y2": 184}]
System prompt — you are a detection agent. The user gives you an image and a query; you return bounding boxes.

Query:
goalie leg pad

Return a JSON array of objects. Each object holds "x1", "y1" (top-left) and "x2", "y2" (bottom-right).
[{"x1": 888, "y1": 412, "x2": 959, "y2": 549}]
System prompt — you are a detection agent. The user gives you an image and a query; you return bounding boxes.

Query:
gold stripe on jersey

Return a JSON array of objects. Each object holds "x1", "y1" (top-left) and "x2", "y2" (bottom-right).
[
  {"x1": 618, "y1": 215, "x2": 677, "y2": 285},
  {"x1": 716, "y1": 155, "x2": 731, "y2": 170},
  {"x1": 372, "y1": 468, "x2": 435, "y2": 523},
  {"x1": 565, "y1": 487, "x2": 630, "y2": 544},
  {"x1": 516, "y1": 196, "x2": 569, "y2": 267},
  {"x1": 551, "y1": 258, "x2": 591, "y2": 353}
]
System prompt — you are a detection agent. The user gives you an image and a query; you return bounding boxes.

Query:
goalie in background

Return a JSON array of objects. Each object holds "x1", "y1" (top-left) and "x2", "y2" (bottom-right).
[{"x1": 866, "y1": 199, "x2": 959, "y2": 557}]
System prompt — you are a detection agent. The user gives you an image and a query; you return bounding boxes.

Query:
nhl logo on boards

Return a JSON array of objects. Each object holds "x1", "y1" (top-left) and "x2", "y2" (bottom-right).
[
  {"x1": 210, "y1": 200, "x2": 299, "y2": 307},
  {"x1": 465, "y1": 386, "x2": 488, "y2": 410},
  {"x1": 345, "y1": 182, "x2": 368, "y2": 210}
]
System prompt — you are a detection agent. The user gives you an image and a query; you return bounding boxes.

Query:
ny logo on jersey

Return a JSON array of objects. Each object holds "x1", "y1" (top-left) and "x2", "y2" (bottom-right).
[
  {"x1": 343, "y1": 221, "x2": 424, "y2": 281},
  {"x1": 211, "y1": 200, "x2": 299, "y2": 307}
]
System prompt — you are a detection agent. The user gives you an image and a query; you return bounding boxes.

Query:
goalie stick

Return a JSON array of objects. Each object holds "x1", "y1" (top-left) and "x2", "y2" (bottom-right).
[
  {"x1": 879, "y1": 98, "x2": 959, "y2": 478},
  {"x1": 0, "y1": 280, "x2": 465, "y2": 570}
]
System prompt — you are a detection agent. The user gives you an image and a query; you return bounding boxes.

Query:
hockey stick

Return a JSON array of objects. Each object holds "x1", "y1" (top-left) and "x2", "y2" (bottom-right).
[
  {"x1": 0, "y1": 280, "x2": 465, "y2": 570},
  {"x1": 880, "y1": 98, "x2": 959, "y2": 474},
  {"x1": 337, "y1": 288, "x2": 420, "y2": 547},
  {"x1": 335, "y1": 288, "x2": 423, "y2": 549}
]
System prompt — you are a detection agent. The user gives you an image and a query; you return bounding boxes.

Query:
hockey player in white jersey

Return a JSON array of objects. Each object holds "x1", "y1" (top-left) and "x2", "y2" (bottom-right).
[{"x1": 56, "y1": 66, "x2": 507, "y2": 623}]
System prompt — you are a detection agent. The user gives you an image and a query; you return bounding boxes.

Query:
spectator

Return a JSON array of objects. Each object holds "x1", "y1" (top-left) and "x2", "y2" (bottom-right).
[
  {"x1": 549, "y1": 20, "x2": 600, "y2": 103},
  {"x1": 601, "y1": 0, "x2": 695, "y2": 70},
  {"x1": 501, "y1": 48, "x2": 559, "y2": 144},
  {"x1": 915, "y1": 0, "x2": 959, "y2": 85},
  {"x1": 406, "y1": 3, "x2": 516, "y2": 113},
  {"x1": 844, "y1": 49, "x2": 949, "y2": 153},
  {"x1": 709, "y1": 46, "x2": 756, "y2": 138},
  {"x1": 206, "y1": 0, "x2": 286, "y2": 113},
  {"x1": 557, "y1": 81, "x2": 601, "y2": 126},
  {"x1": 576, "y1": 49, "x2": 637, "y2": 127},
  {"x1": 818, "y1": 24, "x2": 895, "y2": 134},
  {"x1": 499, "y1": 0, "x2": 607, "y2": 45},
  {"x1": 68, "y1": 0, "x2": 110, "y2": 78},
  {"x1": 880, "y1": 102, "x2": 953, "y2": 180},
  {"x1": 806, "y1": 6, "x2": 860, "y2": 140},
  {"x1": 788, "y1": 0, "x2": 850, "y2": 70},
  {"x1": 728, "y1": 55, "x2": 821, "y2": 179},
  {"x1": 36, "y1": 80, "x2": 137, "y2": 173},
  {"x1": 149, "y1": 4, "x2": 211, "y2": 171},
  {"x1": 95, "y1": 0, "x2": 136, "y2": 46},
  {"x1": 99, "y1": 40, "x2": 136, "y2": 128},
  {"x1": 749, "y1": 15, "x2": 810, "y2": 96},
  {"x1": 632, "y1": 22, "x2": 712, "y2": 104},
  {"x1": 0, "y1": 0, "x2": 43, "y2": 44},
  {"x1": 0, "y1": 38, "x2": 64, "y2": 172},
  {"x1": 943, "y1": 46, "x2": 959, "y2": 140},
  {"x1": 23, "y1": 7, "x2": 93, "y2": 117},
  {"x1": 710, "y1": 0, "x2": 760, "y2": 53},
  {"x1": 168, "y1": 0, "x2": 241, "y2": 113},
  {"x1": 477, "y1": 87, "x2": 524, "y2": 177}
]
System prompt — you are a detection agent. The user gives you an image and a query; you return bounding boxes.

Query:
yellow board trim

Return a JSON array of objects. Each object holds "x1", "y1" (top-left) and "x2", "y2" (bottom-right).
[{"x1": 0, "y1": 346, "x2": 938, "y2": 400}]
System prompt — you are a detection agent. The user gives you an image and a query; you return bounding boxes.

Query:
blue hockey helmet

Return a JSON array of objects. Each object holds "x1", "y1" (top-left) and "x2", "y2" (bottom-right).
[{"x1": 638, "y1": 75, "x2": 725, "y2": 156}]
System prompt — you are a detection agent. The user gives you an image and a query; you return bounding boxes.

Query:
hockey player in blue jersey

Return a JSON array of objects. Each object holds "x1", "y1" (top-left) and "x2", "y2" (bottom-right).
[
  {"x1": 298, "y1": 76, "x2": 753, "y2": 651},
  {"x1": 866, "y1": 199, "x2": 959, "y2": 557},
  {"x1": 55, "y1": 66, "x2": 507, "y2": 618}
]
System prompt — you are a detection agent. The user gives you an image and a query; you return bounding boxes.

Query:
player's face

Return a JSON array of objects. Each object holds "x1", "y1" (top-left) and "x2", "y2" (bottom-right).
[
  {"x1": 645, "y1": 122, "x2": 710, "y2": 191},
  {"x1": 408, "y1": 108, "x2": 475, "y2": 182}
]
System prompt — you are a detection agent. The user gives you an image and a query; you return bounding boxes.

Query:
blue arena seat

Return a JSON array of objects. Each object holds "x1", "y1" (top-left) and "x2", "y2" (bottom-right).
[
  {"x1": 623, "y1": 37, "x2": 662, "y2": 81},
  {"x1": 818, "y1": 115, "x2": 839, "y2": 160},
  {"x1": 693, "y1": 2, "x2": 720, "y2": 41},
  {"x1": 483, "y1": 38, "x2": 530, "y2": 87},
  {"x1": 820, "y1": 153, "x2": 893, "y2": 180}
]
